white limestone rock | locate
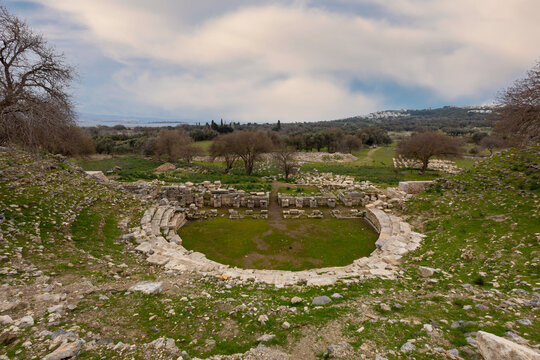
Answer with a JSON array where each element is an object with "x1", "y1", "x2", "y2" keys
[
  {"x1": 129, "y1": 282, "x2": 163, "y2": 295},
  {"x1": 418, "y1": 266, "x2": 436, "y2": 277},
  {"x1": 476, "y1": 331, "x2": 540, "y2": 360}
]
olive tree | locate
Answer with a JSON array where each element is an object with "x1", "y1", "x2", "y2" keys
[
  {"x1": 397, "y1": 131, "x2": 461, "y2": 175},
  {"x1": 229, "y1": 130, "x2": 273, "y2": 175},
  {"x1": 210, "y1": 133, "x2": 238, "y2": 173}
]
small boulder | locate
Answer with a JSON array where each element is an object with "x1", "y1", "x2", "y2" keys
[
  {"x1": 291, "y1": 296, "x2": 303, "y2": 304},
  {"x1": 476, "y1": 331, "x2": 540, "y2": 360},
  {"x1": 43, "y1": 340, "x2": 82, "y2": 360},
  {"x1": 312, "y1": 296, "x2": 332, "y2": 305},
  {"x1": 418, "y1": 266, "x2": 436, "y2": 277},
  {"x1": 19, "y1": 315, "x2": 34, "y2": 327},
  {"x1": 129, "y1": 282, "x2": 163, "y2": 295}
]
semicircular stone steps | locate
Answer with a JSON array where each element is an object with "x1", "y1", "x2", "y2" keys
[{"x1": 126, "y1": 203, "x2": 425, "y2": 287}]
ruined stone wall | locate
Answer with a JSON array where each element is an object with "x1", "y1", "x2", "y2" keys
[{"x1": 277, "y1": 194, "x2": 337, "y2": 208}]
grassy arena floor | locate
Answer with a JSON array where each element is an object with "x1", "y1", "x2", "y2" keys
[{"x1": 179, "y1": 217, "x2": 378, "y2": 271}]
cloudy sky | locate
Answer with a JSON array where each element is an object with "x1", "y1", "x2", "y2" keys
[{"x1": 5, "y1": 0, "x2": 540, "y2": 124}]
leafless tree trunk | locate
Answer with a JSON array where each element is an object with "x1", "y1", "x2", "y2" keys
[
  {"x1": 210, "y1": 133, "x2": 238, "y2": 173},
  {"x1": 492, "y1": 61, "x2": 540, "y2": 142},
  {"x1": 274, "y1": 145, "x2": 298, "y2": 182}
]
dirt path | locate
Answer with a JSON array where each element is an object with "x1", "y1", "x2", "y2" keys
[
  {"x1": 366, "y1": 147, "x2": 378, "y2": 159},
  {"x1": 267, "y1": 180, "x2": 283, "y2": 221}
]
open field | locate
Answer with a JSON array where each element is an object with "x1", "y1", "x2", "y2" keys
[{"x1": 180, "y1": 217, "x2": 378, "y2": 271}]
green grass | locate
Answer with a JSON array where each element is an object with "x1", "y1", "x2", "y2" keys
[
  {"x1": 180, "y1": 217, "x2": 378, "y2": 271},
  {"x1": 71, "y1": 207, "x2": 123, "y2": 258},
  {"x1": 277, "y1": 185, "x2": 319, "y2": 194},
  {"x1": 194, "y1": 140, "x2": 212, "y2": 155},
  {"x1": 301, "y1": 162, "x2": 441, "y2": 186},
  {"x1": 454, "y1": 157, "x2": 479, "y2": 170},
  {"x1": 404, "y1": 146, "x2": 540, "y2": 292},
  {"x1": 74, "y1": 156, "x2": 161, "y2": 172}
]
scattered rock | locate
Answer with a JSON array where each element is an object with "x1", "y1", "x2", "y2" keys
[
  {"x1": 257, "y1": 334, "x2": 276, "y2": 343},
  {"x1": 258, "y1": 314, "x2": 269, "y2": 325},
  {"x1": 327, "y1": 342, "x2": 354, "y2": 358},
  {"x1": 0, "y1": 332, "x2": 17, "y2": 345},
  {"x1": 400, "y1": 341, "x2": 416, "y2": 353},
  {"x1": 129, "y1": 281, "x2": 163, "y2": 295},
  {"x1": 149, "y1": 337, "x2": 178, "y2": 353},
  {"x1": 291, "y1": 296, "x2": 303, "y2": 304},
  {"x1": 282, "y1": 321, "x2": 290, "y2": 329},
  {"x1": 19, "y1": 315, "x2": 34, "y2": 327},
  {"x1": 0, "y1": 315, "x2": 13, "y2": 325}
]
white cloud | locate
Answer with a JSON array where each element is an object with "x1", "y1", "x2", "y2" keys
[{"x1": 26, "y1": 0, "x2": 540, "y2": 121}]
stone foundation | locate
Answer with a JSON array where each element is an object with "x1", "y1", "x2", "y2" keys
[{"x1": 278, "y1": 193, "x2": 337, "y2": 208}]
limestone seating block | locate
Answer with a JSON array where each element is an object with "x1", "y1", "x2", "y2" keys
[
  {"x1": 160, "y1": 208, "x2": 175, "y2": 229},
  {"x1": 147, "y1": 254, "x2": 170, "y2": 266},
  {"x1": 152, "y1": 206, "x2": 166, "y2": 223},
  {"x1": 476, "y1": 331, "x2": 540, "y2": 360},
  {"x1": 369, "y1": 268, "x2": 393, "y2": 276},
  {"x1": 399, "y1": 222, "x2": 411, "y2": 234},
  {"x1": 135, "y1": 242, "x2": 152, "y2": 254},
  {"x1": 129, "y1": 198, "x2": 423, "y2": 286}
]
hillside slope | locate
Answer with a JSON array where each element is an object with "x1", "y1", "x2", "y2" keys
[{"x1": 0, "y1": 146, "x2": 538, "y2": 359}]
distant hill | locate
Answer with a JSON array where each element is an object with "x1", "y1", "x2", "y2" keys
[{"x1": 307, "y1": 106, "x2": 494, "y2": 134}]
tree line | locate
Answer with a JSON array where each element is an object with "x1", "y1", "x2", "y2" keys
[{"x1": 1, "y1": 4, "x2": 537, "y2": 165}]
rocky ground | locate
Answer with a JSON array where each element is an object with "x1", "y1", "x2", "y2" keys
[{"x1": 0, "y1": 146, "x2": 538, "y2": 359}]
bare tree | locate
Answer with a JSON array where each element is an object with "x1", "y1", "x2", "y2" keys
[
  {"x1": 210, "y1": 133, "x2": 238, "y2": 173},
  {"x1": 229, "y1": 130, "x2": 273, "y2": 175},
  {"x1": 178, "y1": 142, "x2": 201, "y2": 165},
  {"x1": 493, "y1": 61, "x2": 540, "y2": 141},
  {"x1": 397, "y1": 131, "x2": 462, "y2": 175},
  {"x1": 0, "y1": 6, "x2": 77, "y2": 150},
  {"x1": 343, "y1": 134, "x2": 361, "y2": 153},
  {"x1": 480, "y1": 135, "x2": 506, "y2": 156},
  {"x1": 274, "y1": 145, "x2": 298, "y2": 182},
  {"x1": 154, "y1": 129, "x2": 200, "y2": 163}
]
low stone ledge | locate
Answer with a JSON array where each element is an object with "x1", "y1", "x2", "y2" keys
[{"x1": 398, "y1": 181, "x2": 434, "y2": 194}]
